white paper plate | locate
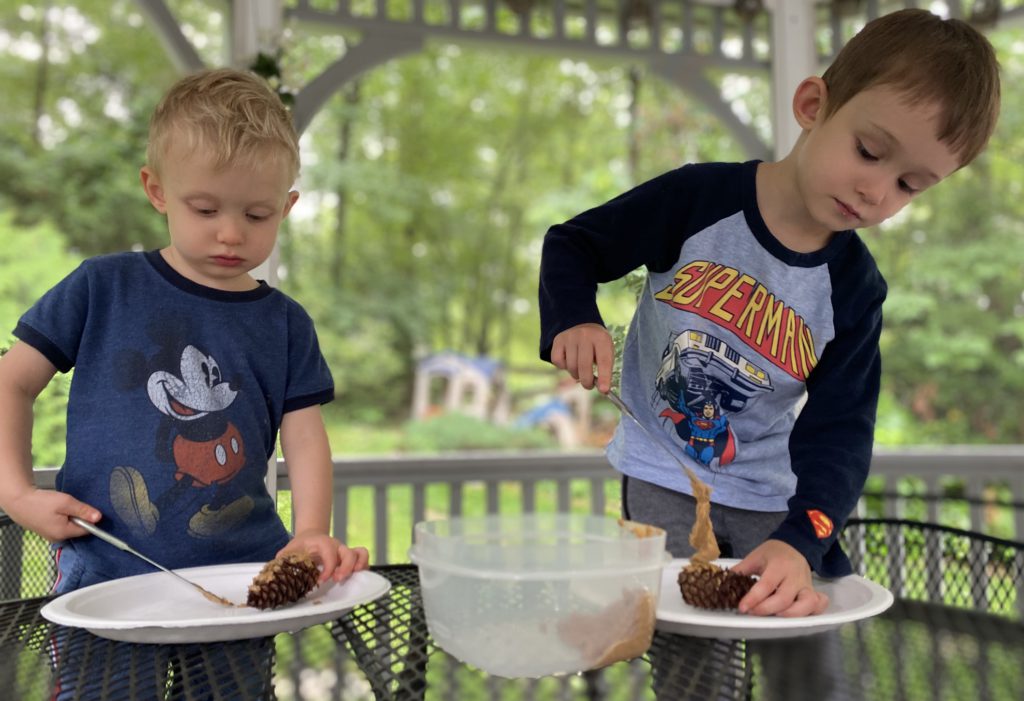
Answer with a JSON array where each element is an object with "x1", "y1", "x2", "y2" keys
[
  {"x1": 41, "y1": 563, "x2": 391, "y2": 643},
  {"x1": 656, "y1": 558, "x2": 893, "y2": 639}
]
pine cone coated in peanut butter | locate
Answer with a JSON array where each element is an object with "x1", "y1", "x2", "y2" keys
[{"x1": 246, "y1": 553, "x2": 320, "y2": 609}]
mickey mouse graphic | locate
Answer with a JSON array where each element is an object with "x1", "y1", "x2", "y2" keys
[{"x1": 110, "y1": 337, "x2": 254, "y2": 539}]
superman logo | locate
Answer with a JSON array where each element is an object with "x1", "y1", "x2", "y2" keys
[{"x1": 806, "y1": 509, "x2": 833, "y2": 539}]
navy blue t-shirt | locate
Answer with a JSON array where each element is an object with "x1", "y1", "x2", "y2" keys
[{"x1": 15, "y1": 250, "x2": 334, "y2": 585}]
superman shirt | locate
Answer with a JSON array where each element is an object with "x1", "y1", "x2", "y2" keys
[{"x1": 539, "y1": 161, "x2": 886, "y2": 577}]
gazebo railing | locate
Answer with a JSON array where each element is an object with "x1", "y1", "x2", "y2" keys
[
  {"x1": 302, "y1": 447, "x2": 1024, "y2": 563},
  {"x1": 3, "y1": 448, "x2": 1024, "y2": 701},
  {"x1": 14, "y1": 445, "x2": 1024, "y2": 577}
]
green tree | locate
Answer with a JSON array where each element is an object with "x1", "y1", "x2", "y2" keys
[
  {"x1": 0, "y1": 213, "x2": 82, "y2": 466},
  {"x1": 4, "y1": 1, "x2": 1024, "y2": 447},
  {"x1": 279, "y1": 41, "x2": 742, "y2": 418},
  {"x1": 869, "y1": 29, "x2": 1024, "y2": 444},
  {"x1": 0, "y1": 1, "x2": 177, "y2": 255}
]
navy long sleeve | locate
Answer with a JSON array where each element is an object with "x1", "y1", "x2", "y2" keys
[{"x1": 539, "y1": 161, "x2": 886, "y2": 576}]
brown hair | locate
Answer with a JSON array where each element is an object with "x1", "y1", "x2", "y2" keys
[
  {"x1": 146, "y1": 68, "x2": 299, "y2": 183},
  {"x1": 821, "y1": 9, "x2": 1000, "y2": 166}
]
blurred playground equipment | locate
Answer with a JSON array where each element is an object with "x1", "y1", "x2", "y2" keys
[{"x1": 411, "y1": 352, "x2": 603, "y2": 448}]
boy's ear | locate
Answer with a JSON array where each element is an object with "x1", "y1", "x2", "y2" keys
[
  {"x1": 793, "y1": 77, "x2": 828, "y2": 130},
  {"x1": 140, "y1": 166, "x2": 167, "y2": 214},
  {"x1": 281, "y1": 190, "x2": 299, "y2": 219}
]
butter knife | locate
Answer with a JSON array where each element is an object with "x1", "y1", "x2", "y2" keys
[
  {"x1": 70, "y1": 516, "x2": 236, "y2": 606},
  {"x1": 605, "y1": 389, "x2": 700, "y2": 482}
]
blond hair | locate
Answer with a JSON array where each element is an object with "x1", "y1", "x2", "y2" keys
[
  {"x1": 146, "y1": 68, "x2": 300, "y2": 183},
  {"x1": 821, "y1": 9, "x2": 1000, "y2": 167}
]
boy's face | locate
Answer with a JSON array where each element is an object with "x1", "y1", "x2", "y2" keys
[
  {"x1": 794, "y1": 82, "x2": 961, "y2": 232},
  {"x1": 140, "y1": 142, "x2": 298, "y2": 291}
]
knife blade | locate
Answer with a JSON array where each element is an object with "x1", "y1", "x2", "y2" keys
[
  {"x1": 71, "y1": 516, "x2": 237, "y2": 606},
  {"x1": 606, "y1": 389, "x2": 699, "y2": 482}
]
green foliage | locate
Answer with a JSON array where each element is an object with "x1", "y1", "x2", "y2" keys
[
  {"x1": 323, "y1": 415, "x2": 404, "y2": 454},
  {"x1": 279, "y1": 42, "x2": 744, "y2": 421},
  {"x1": 868, "y1": 32, "x2": 1024, "y2": 444},
  {"x1": 3, "y1": 2, "x2": 1024, "y2": 450},
  {"x1": 0, "y1": 1, "x2": 175, "y2": 255},
  {"x1": 0, "y1": 214, "x2": 81, "y2": 467},
  {"x1": 847, "y1": 28, "x2": 1024, "y2": 445},
  {"x1": 0, "y1": 214, "x2": 80, "y2": 330},
  {"x1": 30, "y1": 374, "x2": 72, "y2": 468},
  {"x1": 296, "y1": 287, "x2": 412, "y2": 420},
  {"x1": 400, "y1": 414, "x2": 557, "y2": 452}
]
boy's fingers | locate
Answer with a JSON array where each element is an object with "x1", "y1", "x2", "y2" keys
[
  {"x1": 67, "y1": 500, "x2": 101, "y2": 523},
  {"x1": 50, "y1": 496, "x2": 102, "y2": 538},
  {"x1": 560, "y1": 340, "x2": 582, "y2": 380},
  {"x1": 729, "y1": 548, "x2": 765, "y2": 577},
  {"x1": 737, "y1": 587, "x2": 766, "y2": 614},
  {"x1": 773, "y1": 588, "x2": 828, "y2": 618},
  {"x1": 576, "y1": 345, "x2": 596, "y2": 389},
  {"x1": 333, "y1": 547, "x2": 369, "y2": 582},
  {"x1": 594, "y1": 340, "x2": 614, "y2": 393},
  {"x1": 774, "y1": 588, "x2": 814, "y2": 617},
  {"x1": 776, "y1": 588, "x2": 829, "y2": 618},
  {"x1": 550, "y1": 338, "x2": 567, "y2": 370},
  {"x1": 737, "y1": 570, "x2": 780, "y2": 613},
  {"x1": 745, "y1": 582, "x2": 802, "y2": 616},
  {"x1": 812, "y1": 591, "x2": 829, "y2": 614},
  {"x1": 314, "y1": 545, "x2": 340, "y2": 583}
]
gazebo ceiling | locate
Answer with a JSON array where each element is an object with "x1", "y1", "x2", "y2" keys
[{"x1": 135, "y1": 0, "x2": 1023, "y2": 158}]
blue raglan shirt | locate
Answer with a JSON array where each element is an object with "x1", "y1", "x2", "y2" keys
[
  {"x1": 15, "y1": 250, "x2": 334, "y2": 585},
  {"x1": 539, "y1": 161, "x2": 886, "y2": 577}
]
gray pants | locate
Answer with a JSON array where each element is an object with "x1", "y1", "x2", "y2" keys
[
  {"x1": 624, "y1": 476, "x2": 843, "y2": 701},
  {"x1": 622, "y1": 475, "x2": 786, "y2": 560}
]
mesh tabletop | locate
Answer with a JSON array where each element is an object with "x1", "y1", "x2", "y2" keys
[
  {"x1": 2, "y1": 519, "x2": 1024, "y2": 700},
  {"x1": 0, "y1": 597, "x2": 275, "y2": 700}
]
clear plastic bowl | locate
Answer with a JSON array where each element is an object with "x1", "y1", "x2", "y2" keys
[{"x1": 408, "y1": 513, "x2": 667, "y2": 678}]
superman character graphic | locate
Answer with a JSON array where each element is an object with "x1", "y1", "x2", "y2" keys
[
  {"x1": 654, "y1": 330, "x2": 774, "y2": 469},
  {"x1": 660, "y1": 399, "x2": 735, "y2": 466},
  {"x1": 109, "y1": 332, "x2": 254, "y2": 540}
]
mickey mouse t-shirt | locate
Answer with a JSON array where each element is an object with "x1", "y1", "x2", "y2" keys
[{"x1": 15, "y1": 250, "x2": 334, "y2": 585}]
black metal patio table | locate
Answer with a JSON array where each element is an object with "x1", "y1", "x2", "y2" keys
[{"x1": 2, "y1": 519, "x2": 1023, "y2": 700}]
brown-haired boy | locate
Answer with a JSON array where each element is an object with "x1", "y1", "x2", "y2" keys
[{"x1": 540, "y1": 9, "x2": 1000, "y2": 616}]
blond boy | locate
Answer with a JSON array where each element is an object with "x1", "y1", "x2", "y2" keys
[{"x1": 0, "y1": 69, "x2": 368, "y2": 593}]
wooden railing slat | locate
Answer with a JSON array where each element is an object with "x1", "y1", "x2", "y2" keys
[{"x1": 21, "y1": 447, "x2": 1024, "y2": 567}]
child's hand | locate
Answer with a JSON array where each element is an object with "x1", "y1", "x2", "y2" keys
[
  {"x1": 730, "y1": 539, "x2": 829, "y2": 617},
  {"x1": 278, "y1": 531, "x2": 370, "y2": 584},
  {"x1": 550, "y1": 323, "x2": 614, "y2": 393},
  {"x1": 2, "y1": 487, "x2": 101, "y2": 542}
]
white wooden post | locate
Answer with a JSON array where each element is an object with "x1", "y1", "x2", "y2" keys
[
  {"x1": 232, "y1": 0, "x2": 285, "y2": 504},
  {"x1": 230, "y1": 0, "x2": 285, "y2": 292},
  {"x1": 230, "y1": 0, "x2": 282, "y2": 72},
  {"x1": 766, "y1": 0, "x2": 818, "y2": 159}
]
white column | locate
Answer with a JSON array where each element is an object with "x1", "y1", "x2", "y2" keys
[
  {"x1": 766, "y1": 0, "x2": 817, "y2": 159},
  {"x1": 231, "y1": 0, "x2": 286, "y2": 502},
  {"x1": 231, "y1": 0, "x2": 284, "y2": 288},
  {"x1": 230, "y1": 0, "x2": 282, "y2": 70}
]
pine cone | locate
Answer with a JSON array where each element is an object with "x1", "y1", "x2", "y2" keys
[
  {"x1": 246, "y1": 553, "x2": 320, "y2": 609},
  {"x1": 677, "y1": 562, "x2": 757, "y2": 610}
]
